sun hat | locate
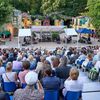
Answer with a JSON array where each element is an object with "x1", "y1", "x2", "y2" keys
[{"x1": 25, "y1": 71, "x2": 38, "y2": 85}]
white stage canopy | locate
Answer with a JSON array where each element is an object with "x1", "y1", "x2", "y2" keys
[
  {"x1": 18, "y1": 29, "x2": 32, "y2": 48},
  {"x1": 18, "y1": 29, "x2": 31, "y2": 37},
  {"x1": 64, "y1": 28, "x2": 79, "y2": 48},
  {"x1": 64, "y1": 28, "x2": 78, "y2": 36}
]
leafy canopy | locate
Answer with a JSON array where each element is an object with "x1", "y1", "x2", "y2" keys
[
  {"x1": 87, "y1": 0, "x2": 100, "y2": 31},
  {"x1": 0, "y1": 0, "x2": 13, "y2": 25}
]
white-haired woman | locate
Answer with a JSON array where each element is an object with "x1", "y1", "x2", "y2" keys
[{"x1": 14, "y1": 71, "x2": 44, "y2": 100}]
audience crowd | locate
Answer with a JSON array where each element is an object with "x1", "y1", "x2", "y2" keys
[{"x1": 0, "y1": 45, "x2": 100, "y2": 100}]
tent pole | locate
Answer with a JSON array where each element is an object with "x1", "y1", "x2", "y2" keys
[
  {"x1": 77, "y1": 33, "x2": 79, "y2": 49},
  {"x1": 18, "y1": 36, "x2": 20, "y2": 48}
]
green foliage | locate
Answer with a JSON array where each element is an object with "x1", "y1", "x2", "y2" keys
[
  {"x1": 87, "y1": 0, "x2": 100, "y2": 33},
  {"x1": 9, "y1": 0, "x2": 42, "y2": 14},
  {"x1": 41, "y1": 0, "x2": 87, "y2": 17},
  {"x1": 1, "y1": 0, "x2": 99, "y2": 32},
  {"x1": 0, "y1": 0, "x2": 13, "y2": 25},
  {"x1": 52, "y1": 32, "x2": 59, "y2": 41}
]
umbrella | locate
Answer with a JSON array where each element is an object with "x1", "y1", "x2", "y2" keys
[{"x1": 76, "y1": 28, "x2": 94, "y2": 34}]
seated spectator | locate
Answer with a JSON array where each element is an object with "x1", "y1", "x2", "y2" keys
[
  {"x1": 38, "y1": 63, "x2": 51, "y2": 81},
  {"x1": 82, "y1": 53, "x2": 93, "y2": 70},
  {"x1": 63, "y1": 68, "x2": 83, "y2": 98},
  {"x1": 34, "y1": 50, "x2": 41, "y2": 62},
  {"x1": 7, "y1": 49, "x2": 14, "y2": 62},
  {"x1": 56, "y1": 48, "x2": 63, "y2": 57},
  {"x1": 94, "y1": 54, "x2": 100, "y2": 72},
  {"x1": 65, "y1": 47, "x2": 73, "y2": 60},
  {"x1": 42, "y1": 67, "x2": 60, "y2": 90},
  {"x1": 52, "y1": 57, "x2": 60, "y2": 70},
  {"x1": 27, "y1": 54, "x2": 37, "y2": 70},
  {"x1": 69, "y1": 51, "x2": 79, "y2": 64},
  {"x1": 18, "y1": 61, "x2": 30, "y2": 84},
  {"x1": 93, "y1": 51, "x2": 100, "y2": 65},
  {"x1": 0, "y1": 86, "x2": 10, "y2": 100},
  {"x1": 0, "y1": 59, "x2": 5, "y2": 76},
  {"x1": 2, "y1": 62, "x2": 17, "y2": 82},
  {"x1": 55, "y1": 56, "x2": 71, "y2": 80},
  {"x1": 13, "y1": 71, "x2": 44, "y2": 100},
  {"x1": 12, "y1": 56, "x2": 23, "y2": 71},
  {"x1": 75, "y1": 50, "x2": 87, "y2": 66},
  {"x1": 2, "y1": 55, "x2": 7, "y2": 68},
  {"x1": 46, "y1": 51, "x2": 55, "y2": 65},
  {"x1": 35, "y1": 56, "x2": 46, "y2": 74}
]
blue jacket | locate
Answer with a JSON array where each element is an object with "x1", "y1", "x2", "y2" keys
[{"x1": 42, "y1": 76, "x2": 60, "y2": 90}]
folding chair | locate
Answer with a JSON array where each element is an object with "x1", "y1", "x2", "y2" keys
[
  {"x1": 3, "y1": 82, "x2": 17, "y2": 93},
  {"x1": 44, "y1": 90, "x2": 59, "y2": 100},
  {"x1": 64, "y1": 91, "x2": 82, "y2": 100}
]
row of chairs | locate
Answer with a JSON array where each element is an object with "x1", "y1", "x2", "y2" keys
[{"x1": 2, "y1": 82, "x2": 82, "y2": 100}]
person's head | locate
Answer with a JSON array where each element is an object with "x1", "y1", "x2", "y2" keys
[
  {"x1": 6, "y1": 62, "x2": 12, "y2": 72},
  {"x1": 44, "y1": 67, "x2": 52, "y2": 76},
  {"x1": 17, "y1": 56, "x2": 22, "y2": 61},
  {"x1": 40, "y1": 56, "x2": 46, "y2": 62},
  {"x1": 82, "y1": 50, "x2": 87, "y2": 55},
  {"x1": 2, "y1": 55, "x2": 7, "y2": 61},
  {"x1": 47, "y1": 51, "x2": 52, "y2": 56},
  {"x1": 69, "y1": 68, "x2": 79, "y2": 80},
  {"x1": 22, "y1": 61, "x2": 30, "y2": 70},
  {"x1": 0, "y1": 59, "x2": 3, "y2": 67},
  {"x1": 25, "y1": 71, "x2": 38, "y2": 86},
  {"x1": 59, "y1": 56, "x2": 67, "y2": 67},
  {"x1": 87, "y1": 53, "x2": 92, "y2": 60},
  {"x1": 44, "y1": 60, "x2": 50, "y2": 65},
  {"x1": 52, "y1": 57, "x2": 60, "y2": 68},
  {"x1": 44, "y1": 63, "x2": 51, "y2": 70},
  {"x1": 28, "y1": 54, "x2": 34, "y2": 61}
]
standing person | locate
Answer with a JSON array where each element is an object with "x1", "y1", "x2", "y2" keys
[
  {"x1": 63, "y1": 68, "x2": 83, "y2": 99},
  {"x1": 13, "y1": 71, "x2": 44, "y2": 100}
]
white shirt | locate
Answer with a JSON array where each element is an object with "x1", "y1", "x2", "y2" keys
[
  {"x1": 0, "y1": 67, "x2": 5, "y2": 75},
  {"x1": 2, "y1": 72, "x2": 17, "y2": 82},
  {"x1": 94, "y1": 61, "x2": 100, "y2": 72},
  {"x1": 63, "y1": 79, "x2": 83, "y2": 96},
  {"x1": 82, "y1": 58, "x2": 89, "y2": 68}
]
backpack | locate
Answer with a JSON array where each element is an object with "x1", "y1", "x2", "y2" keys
[{"x1": 88, "y1": 67, "x2": 99, "y2": 81}]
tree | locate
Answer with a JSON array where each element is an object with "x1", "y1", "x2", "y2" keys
[
  {"x1": 41, "y1": 0, "x2": 87, "y2": 17},
  {"x1": 41, "y1": 0, "x2": 57, "y2": 15},
  {"x1": 87, "y1": 0, "x2": 100, "y2": 33},
  {"x1": 0, "y1": 0, "x2": 13, "y2": 25},
  {"x1": 9, "y1": 0, "x2": 42, "y2": 15},
  {"x1": 29, "y1": 0, "x2": 42, "y2": 15}
]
